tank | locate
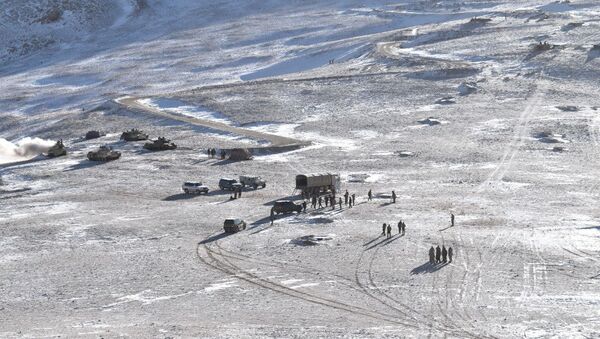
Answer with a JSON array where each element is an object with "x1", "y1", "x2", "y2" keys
[
  {"x1": 85, "y1": 130, "x2": 104, "y2": 140},
  {"x1": 143, "y1": 137, "x2": 177, "y2": 151},
  {"x1": 120, "y1": 128, "x2": 148, "y2": 141},
  {"x1": 87, "y1": 146, "x2": 121, "y2": 161},
  {"x1": 46, "y1": 140, "x2": 67, "y2": 158}
]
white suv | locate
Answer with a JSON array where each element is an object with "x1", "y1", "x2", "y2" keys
[{"x1": 182, "y1": 182, "x2": 209, "y2": 194}]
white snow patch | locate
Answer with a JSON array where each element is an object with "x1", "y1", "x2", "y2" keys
[
  {"x1": 204, "y1": 280, "x2": 237, "y2": 292},
  {"x1": 138, "y1": 98, "x2": 233, "y2": 125}
]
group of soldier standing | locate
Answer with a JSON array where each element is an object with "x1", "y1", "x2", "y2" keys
[
  {"x1": 206, "y1": 148, "x2": 227, "y2": 159},
  {"x1": 429, "y1": 245, "x2": 453, "y2": 264},
  {"x1": 381, "y1": 220, "x2": 406, "y2": 238}
]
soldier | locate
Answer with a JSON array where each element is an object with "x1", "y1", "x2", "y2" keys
[
  {"x1": 311, "y1": 195, "x2": 317, "y2": 209},
  {"x1": 391, "y1": 190, "x2": 396, "y2": 203},
  {"x1": 387, "y1": 224, "x2": 392, "y2": 239},
  {"x1": 448, "y1": 247, "x2": 453, "y2": 262},
  {"x1": 331, "y1": 196, "x2": 335, "y2": 210},
  {"x1": 442, "y1": 246, "x2": 448, "y2": 263},
  {"x1": 382, "y1": 223, "x2": 387, "y2": 235},
  {"x1": 238, "y1": 187, "x2": 242, "y2": 198},
  {"x1": 325, "y1": 196, "x2": 329, "y2": 207},
  {"x1": 352, "y1": 194, "x2": 356, "y2": 206},
  {"x1": 398, "y1": 221, "x2": 402, "y2": 234},
  {"x1": 318, "y1": 196, "x2": 323, "y2": 208},
  {"x1": 302, "y1": 201, "x2": 307, "y2": 213},
  {"x1": 220, "y1": 149, "x2": 226, "y2": 159},
  {"x1": 270, "y1": 208, "x2": 275, "y2": 225},
  {"x1": 338, "y1": 197, "x2": 342, "y2": 209},
  {"x1": 368, "y1": 189, "x2": 372, "y2": 201},
  {"x1": 344, "y1": 190, "x2": 349, "y2": 205},
  {"x1": 207, "y1": 148, "x2": 211, "y2": 157},
  {"x1": 402, "y1": 221, "x2": 406, "y2": 235},
  {"x1": 435, "y1": 245, "x2": 441, "y2": 263},
  {"x1": 348, "y1": 198, "x2": 352, "y2": 208},
  {"x1": 429, "y1": 246, "x2": 435, "y2": 264},
  {"x1": 451, "y1": 213, "x2": 455, "y2": 227},
  {"x1": 211, "y1": 148, "x2": 216, "y2": 158}
]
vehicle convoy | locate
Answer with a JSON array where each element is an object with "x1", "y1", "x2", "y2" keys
[
  {"x1": 143, "y1": 137, "x2": 177, "y2": 151},
  {"x1": 223, "y1": 218, "x2": 246, "y2": 233},
  {"x1": 295, "y1": 173, "x2": 340, "y2": 198},
  {"x1": 239, "y1": 175, "x2": 266, "y2": 189},
  {"x1": 219, "y1": 178, "x2": 242, "y2": 191},
  {"x1": 120, "y1": 128, "x2": 148, "y2": 141},
  {"x1": 87, "y1": 146, "x2": 121, "y2": 161},
  {"x1": 272, "y1": 200, "x2": 302, "y2": 214},
  {"x1": 46, "y1": 140, "x2": 67, "y2": 158},
  {"x1": 182, "y1": 182, "x2": 209, "y2": 194}
]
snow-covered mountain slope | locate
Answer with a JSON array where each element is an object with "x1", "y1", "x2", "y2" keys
[{"x1": 1, "y1": 0, "x2": 600, "y2": 338}]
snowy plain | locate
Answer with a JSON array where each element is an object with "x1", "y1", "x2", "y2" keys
[{"x1": 1, "y1": 0, "x2": 600, "y2": 338}]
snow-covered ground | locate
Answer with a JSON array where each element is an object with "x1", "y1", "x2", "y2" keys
[{"x1": 1, "y1": 0, "x2": 600, "y2": 337}]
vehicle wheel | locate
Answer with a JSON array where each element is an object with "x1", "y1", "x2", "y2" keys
[
  {"x1": 219, "y1": 186, "x2": 224, "y2": 190},
  {"x1": 184, "y1": 189, "x2": 189, "y2": 194},
  {"x1": 253, "y1": 184, "x2": 258, "y2": 190},
  {"x1": 262, "y1": 184, "x2": 266, "y2": 188}
]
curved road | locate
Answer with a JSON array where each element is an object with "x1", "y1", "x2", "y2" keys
[{"x1": 115, "y1": 97, "x2": 310, "y2": 149}]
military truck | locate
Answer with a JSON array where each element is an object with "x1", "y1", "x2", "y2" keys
[
  {"x1": 219, "y1": 178, "x2": 242, "y2": 191},
  {"x1": 120, "y1": 128, "x2": 148, "y2": 141},
  {"x1": 239, "y1": 175, "x2": 266, "y2": 189},
  {"x1": 143, "y1": 137, "x2": 177, "y2": 151},
  {"x1": 223, "y1": 218, "x2": 246, "y2": 233},
  {"x1": 87, "y1": 146, "x2": 121, "y2": 161},
  {"x1": 46, "y1": 140, "x2": 67, "y2": 158},
  {"x1": 295, "y1": 173, "x2": 340, "y2": 198}
]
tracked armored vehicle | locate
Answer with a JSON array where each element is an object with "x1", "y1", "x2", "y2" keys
[
  {"x1": 143, "y1": 137, "x2": 177, "y2": 151},
  {"x1": 46, "y1": 140, "x2": 67, "y2": 158},
  {"x1": 85, "y1": 130, "x2": 104, "y2": 140},
  {"x1": 120, "y1": 129, "x2": 148, "y2": 141},
  {"x1": 87, "y1": 146, "x2": 121, "y2": 161}
]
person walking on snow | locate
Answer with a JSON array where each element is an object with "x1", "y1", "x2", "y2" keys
[
  {"x1": 451, "y1": 213, "x2": 455, "y2": 227},
  {"x1": 448, "y1": 247, "x2": 453, "y2": 262},
  {"x1": 338, "y1": 197, "x2": 342, "y2": 209},
  {"x1": 331, "y1": 196, "x2": 335, "y2": 210},
  {"x1": 429, "y1": 246, "x2": 435, "y2": 264},
  {"x1": 442, "y1": 246, "x2": 448, "y2": 263},
  {"x1": 382, "y1": 223, "x2": 387, "y2": 235},
  {"x1": 352, "y1": 194, "x2": 356, "y2": 206},
  {"x1": 325, "y1": 196, "x2": 329, "y2": 207},
  {"x1": 344, "y1": 190, "x2": 349, "y2": 205},
  {"x1": 401, "y1": 221, "x2": 406, "y2": 235},
  {"x1": 302, "y1": 201, "x2": 307, "y2": 213},
  {"x1": 318, "y1": 196, "x2": 323, "y2": 208},
  {"x1": 435, "y1": 245, "x2": 441, "y2": 263},
  {"x1": 398, "y1": 221, "x2": 402, "y2": 234},
  {"x1": 368, "y1": 189, "x2": 372, "y2": 201},
  {"x1": 386, "y1": 224, "x2": 392, "y2": 239},
  {"x1": 391, "y1": 190, "x2": 396, "y2": 203}
]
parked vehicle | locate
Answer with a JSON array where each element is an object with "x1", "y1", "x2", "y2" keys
[
  {"x1": 143, "y1": 137, "x2": 177, "y2": 151},
  {"x1": 120, "y1": 128, "x2": 148, "y2": 141},
  {"x1": 182, "y1": 182, "x2": 209, "y2": 194},
  {"x1": 272, "y1": 200, "x2": 302, "y2": 214},
  {"x1": 219, "y1": 178, "x2": 241, "y2": 191},
  {"x1": 295, "y1": 173, "x2": 340, "y2": 198},
  {"x1": 223, "y1": 218, "x2": 246, "y2": 233},
  {"x1": 85, "y1": 130, "x2": 104, "y2": 140},
  {"x1": 239, "y1": 175, "x2": 266, "y2": 189}
]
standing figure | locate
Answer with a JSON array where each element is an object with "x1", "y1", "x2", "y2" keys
[
  {"x1": 318, "y1": 196, "x2": 323, "y2": 208},
  {"x1": 386, "y1": 224, "x2": 392, "y2": 239},
  {"x1": 270, "y1": 208, "x2": 274, "y2": 225},
  {"x1": 451, "y1": 213, "x2": 455, "y2": 227},
  {"x1": 331, "y1": 196, "x2": 335, "y2": 210},
  {"x1": 211, "y1": 148, "x2": 216, "y2": 158},
  {"x1": 391, "y1": 190, "x2": 396, "y2": 203},
  {"x1": 352, "y1": 194, "x2": 356, "y2": 206},
  {"x1": 435, "y1": 245, "x2": 441, "y2": 263},
  {"x1": 448, "y1": 247, "x2": 453, "y2": 262},
  {"x1": 442, "y1": 246, "x2": 448, "y2": 263},
  {"x1": 382, "y1": 223, "x2": 387, "y2": 235},
  {"x1": 429, "y1": 246, "x2": 435, "y2": 264},
  {"x1": 368, "y1": 189, "x2": 372, "y2": 201},
  {"x1": 312, "y1": 195, "x2": 317, "y2": 209},
  {"x1": 344, "y1": 190, "x2": 349, "y2": 205},
  {"x1": 402, "y1": 221, "x2": 406, "y2": 235},
  {"x1": 207, "y1": 148, "x2": 211, "y2": 157},
  {"x1": 325, "y1": 197, "x2": 329, "y2": 207},
  {"x1": 338, "y1": 197, "x2": 342, "y2": 209},
  {"x1": 398, "y1": 221, "x2": 402, "y2": 234},
  {"x1": 302, "y1": 201, "x2": 307, "y2": 213}
]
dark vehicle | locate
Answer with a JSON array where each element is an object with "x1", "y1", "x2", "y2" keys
[
  {"x1": 219, "y1": 178, "x2": 241, "y2": 190},
  {"x1": 85, "y1": 130, "x2": 104, "y2": 140},
  {"x1": 46, "y1": 140, "x2": 67, "y2": 158},
  {"x1": 223, "y1": 218, "x2": 246, "y2": 233},
  {"x1": 120, "y1": 128, "x2": 148, "y2": 141},
  {"x1": 87, "y1": 146, "x2": 121, "y2": 161},
  {"x1": 143, "y1": 137, "x2": 177, "y2": 151},
  {"x1": 239, "y1": 175, "x2": 266, "y2": 189},
  {"x1": 272, "y1": 200, "x2": 302, "y2": 214}
]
